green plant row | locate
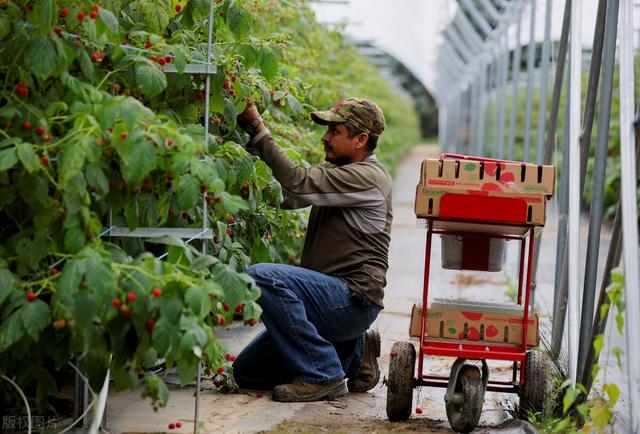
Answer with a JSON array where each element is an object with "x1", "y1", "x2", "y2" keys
[{"x1": 0, "y1": 0, "x2": 421, "y2": 416}]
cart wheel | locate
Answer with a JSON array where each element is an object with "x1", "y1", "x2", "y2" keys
[
  {"x1": 386, "y1": 341, "x2": 416, "y2": 421},
  {"x1": 445, "y1": 365, "x2": 484, "y2": 433},
  {"x1": 519, "y1": 349, "x2": 552, "y2": 418}
]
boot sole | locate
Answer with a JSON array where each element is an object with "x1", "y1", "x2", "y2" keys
[{"x1": 272, "y1": 381, "x2": 347, "y2": 402}]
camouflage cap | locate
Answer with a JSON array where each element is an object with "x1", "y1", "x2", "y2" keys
[{"x1": 311, "y1": 97, "x2": 386, "y2": 136}]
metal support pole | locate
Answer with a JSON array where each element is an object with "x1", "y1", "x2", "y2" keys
[
  {"x1": 551, "y1": 90, "x2": 572, "y2": 359},
  {"x1": 544, "y1": 0, "x2": 571, "y2": 165},
  {"x1": 461, "y1": 0, "x2": 494, "y2": 35},
  {"x1": 523, "y1": 0, "x2": 537, "y2": 162},
  {"x1": 507, "y1": 9, "x2": 523, "y2": 161},
  {"x1": 535, "y1": 0, "x2": 553, "y2": 164},
  {"x1": 567, "y1": 0, "x2": 582, "y2": 388},
  {"x1": 577, "y1": 0, "x2": 615, "y2": 385},
  {"x1": 496, "y1": 34, "x2": 508, "y2": 159},
  {"x1": 478, "y1": 61, "x2": 489, "y2": 156},
  {"x1": 618, "y1": 0, "x2": 640, "y2": 429}
]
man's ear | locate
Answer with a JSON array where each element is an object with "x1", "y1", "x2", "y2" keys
[{"x1": 355, "y1": 132, "x2": 369, "y2": 150}]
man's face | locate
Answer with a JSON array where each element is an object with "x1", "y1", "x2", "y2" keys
[{"x1": 321, "y1": 123, "x2": 365, "y2": 165}]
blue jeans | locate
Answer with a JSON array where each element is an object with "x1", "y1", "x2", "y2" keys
[{"x1": 232, "y1": 264, "x2": 382, "y2": 389}]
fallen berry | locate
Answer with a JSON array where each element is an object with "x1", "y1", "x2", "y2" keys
[
  {"x1": 175, "y1": 4, "x2": 182, "y2": 12},
  {"x1": 152, "y1": 287, "x2": 161, "y2": 298},
  {"x1": 415, "y1": 407, "x2": 423, "y2": 414},
  {"x1": 77, "y1": 12, "x2": 85, "y2": 21},
  {"x1": 41, "y1": 155, "x2": 49, "y2": 165},
  {"x1": 127, "y1": 291, "x2": 136, "y2": 302},
  {"x1": 26, "y1": 291, "x2": 37, "y2": 302},
  {"x1": 168, "y1": 423, "x2": 176, "y2": 430},
  {"x1": 390, "y1": 351, "x2": 397, "y2": 357},
  {"x1": 49, "y1": 268, "x2": 58, "y2": 276},
  {"x1": 217, "y1": 367, "x2": 224, "y2": 375},
  {"x1": 112, "y1": 298, "x2": 122, "y2": 309},
  {"x1": 23, "y1": 120, "x2": 31, "y2": 130},
  {"x1": 146, "y1": 319, "x2": 155, "y2": 332},
  {"x1": 175, "y1": 422, "x2": 182, "y2": 428}
]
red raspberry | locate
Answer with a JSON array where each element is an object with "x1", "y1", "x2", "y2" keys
[
  {"x1": 217, "y1": 367, "x2": 224, "y2": 375},
  {"x1": 41, "y1": 156, "x2": 49, "y2": 165},
  {"x1": 112, "y1": 298, "x2": 122, "y2": 309},
  {"x1": 23, "y1": 120, "x2": 31, "y2": 130},
  {"x1": 49, "y1": 268, "x2": 58, "y2": 276},
  {"x1": 152, "y1": 287, "x2": 161, "y2": 298},
  {"x1": 127, "y1": 291, "x2": 136, "y2": 302},
  {"x1": 54, "y1": 26, "x2": 62, "y2": 36},
  {"x1": 168, "y1": 423, "x2": 176, "y2": 430},
  {"x1": 146, "y1": 319, "x2": 155, "y2": 332},
  {"x1": 26, "y1": 291, "x2": 37, "y2": 302},
  {"x1": 36, "y1": 126, "x2": 45, "y2": 135},
  {"x1": 175, "y1": 422, "x2": 182, "y2": 428},
  {"x1": 89, "y1": 11, "x2": 97, "y2": 19},
  {"x1": 77, "y1": 12, "x2": 85, "y2": 21},
  {"x1": 175, "y1": 4, "x2": 182, "y2": 12},
  {"x1": 60, "y1": 6, "x2": 69, "y2": 16}
]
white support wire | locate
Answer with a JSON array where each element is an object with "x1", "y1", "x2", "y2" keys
[
  {"x1": 618, "y1": 0, "x2": 640, "y2": 431},
  {"x1": 1, "y1": 375, "x2": 32, "y2": 434},
  {"x1": 567, "y1": 0, "x2": 582, "y2": 388}
]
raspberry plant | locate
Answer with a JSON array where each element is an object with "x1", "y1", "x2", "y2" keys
[{"x1": 0, "y1": 0, "x2": 420, "y2": 415}]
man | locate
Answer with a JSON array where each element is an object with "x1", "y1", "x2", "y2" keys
[{"x1": 232, "y1": 97, "x2": 392, "y2": 402}]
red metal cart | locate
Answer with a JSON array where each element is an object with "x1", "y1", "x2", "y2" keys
[{"x1": 386, "y1": 155, "x2": 553, "y2": 432}]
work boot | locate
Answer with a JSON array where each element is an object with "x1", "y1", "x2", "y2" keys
[
  {"x1": 272, "y1": 378, "x2": 347, "y2": 402},
  {"x1": 347, "y1": 329, "x2": 381, "y2": 392}
]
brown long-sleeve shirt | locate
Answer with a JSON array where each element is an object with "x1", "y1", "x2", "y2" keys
[{"x1": 249, "y1": 130, "x2": 393, "y2": 307}]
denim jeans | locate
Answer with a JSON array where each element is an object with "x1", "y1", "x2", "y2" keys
[{"x1": 232, "y1": 264, "x2": 382, "y2": 389}]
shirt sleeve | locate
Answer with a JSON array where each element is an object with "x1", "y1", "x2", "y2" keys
[{"x1": 251, "y1": 131, "x2": 386, "y2": 208}]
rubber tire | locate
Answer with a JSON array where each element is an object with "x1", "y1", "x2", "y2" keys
[
  {"x1": 519, "y1": 349, "x2": 552, "y2": 418},
  {"x1": 386, "y1": 341, "x2": 416, "y2": 421},
  {"x1": 445, "y1": 365, "x2": 484, "y2": 433}
]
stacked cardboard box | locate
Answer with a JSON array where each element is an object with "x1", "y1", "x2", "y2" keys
[
  {"x1": 409, "y1": 300, "x2": 539, "y2": 347},
  {"x1": 414, "y1": 155, "x2": 556, "y2": 226}
]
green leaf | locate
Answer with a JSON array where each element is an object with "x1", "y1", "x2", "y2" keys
[
  {"x1": 59, "y1": 144, "x2": 86, "y2": 183},
  {"x1": 74, "y1": 295, "x2": 97, "y2": 331},
  {"x1": 26, "y1": 37, "x2": 58, "y2": 80},
  {"x1": 85, "y1": 254, "x2": 116, "y2": 294},
  {"x1": 0, "y1": 15, "x2": 10, "y2": 40},
  {"x1": 63, "y1": 214, "x2": 85, "y2": 253},
  {"x1": 0, "y1": 269, "x2": 16, "y2": 305},
  {"x1": 226, "y1": 6, "x2": 251, "y2": 39},
  {"x1": 239, "y1": 44, "x2": 256, "y2": 67},
  {"x1": 219, "y1": 192, "x2": 248, "y2": 214},
  {"x1": 287, "y1": 94, "x2": 303, "y2": 118},
  {"x1": 0, "y1": 310, "x2": 25, "y2": 351},
  {"x1": 593, "y1": 333, "x2": 604, "y2": 357},
  {"x1": 177, "y1": 175, "x2": 200, "y2": 210},
  {"x1": 212, "y1": 263, "x2": 248, "y2": 309},
  {"x1": 98, "y1": 9, "x2": 118, "y2": 35},
  {"x1": 615, "y1": 313, "x2": 624, "y2": 334},
  {"x1": 78, "y1": 49, "x2": 96, "y2": 82},
  {"x1": 20, "y1": 299, "x2": 50, "y2": 340},
  {"x1": 112, "y1": 366, "x2": 138, "y2": 390},
  {"x1": 61, "y1": 71, "x2": 82, "y2": 94},
  {"x1": 136, "y1": 63, "x2": 167, "y2": 98},
  {"x1": 85, "y1": 163, "x2": 109, "y2": 194},
  {"x1": 57, "y1": 258, "x2": 86, "y2": 299},
  {"x1": 0, "y1": 147, "x2": 18, "y2": 171},
  {"x1": 33, "y1": 0, "x2": 56, "y2": 28},
  {"x1": 152, "y1": 318, "x2": 173, "y2": 355},
  {"x1": 121, "y1": 142, "x2": 156, "y2": 186},
  {"x1": 223, "y1": 97, "x2": 238, "y2": 127},
  {"x1": 604, "y1": 383, "x2": 620, "y2": 406},
  {"x1": 185, "y1": 286, "x2": 204, "y2": 315},
  {"x1": 17, "y1": 142, "x2": 40, "y2": 173},
  {"x1": 562, "y1": 386, "x2": 581, "y2": 414},
  {"x1": 259, "y1": 50, "x2": 278, "y2": 83},
  {"x1": 612, "y1": 347, "x2": 623, "y2": 368}
]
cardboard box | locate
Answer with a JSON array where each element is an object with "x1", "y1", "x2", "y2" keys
[
  {"x1": 414, "y1": 186, "x2": 547, "y2": 225},
  {"x1": 409, "y1": 303, "x2": 539, "y2": 347},
  {"x1": 420, "y1": 158, "x2": 556, "y2": 197}
]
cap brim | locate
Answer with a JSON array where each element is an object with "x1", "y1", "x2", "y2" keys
[{"x1": 310, "y1": 111, "x2": 346, "y2": 125}]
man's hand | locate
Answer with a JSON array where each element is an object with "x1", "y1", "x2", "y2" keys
[
  {"x1": 237, "y1": 101, "x2": 260, "y2": 126},
  {"x1": 237, "y1": 100, "x2": 265, "y2": 136}
]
